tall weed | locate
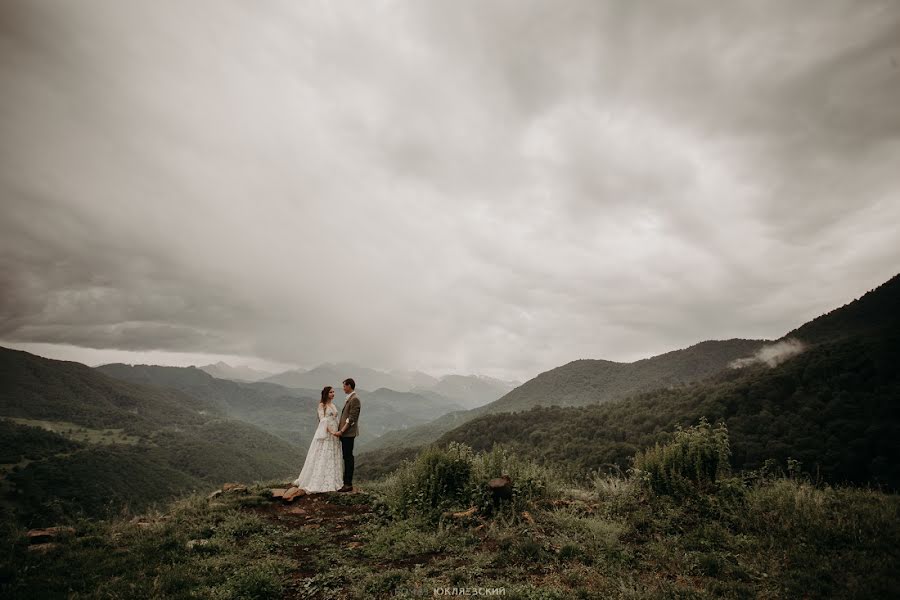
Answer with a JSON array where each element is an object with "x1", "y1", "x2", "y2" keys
[{"x1": 632, "y1": 416, "x2": 731, "y2": 497}]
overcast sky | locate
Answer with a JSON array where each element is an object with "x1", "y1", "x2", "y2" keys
[{"x1": 1, "y1": 0, "x2": 898, "y2": 380}]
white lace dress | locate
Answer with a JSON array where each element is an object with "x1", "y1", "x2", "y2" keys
[{"x1": 292, "y1": 402, "x2": 344, "y2": 493}]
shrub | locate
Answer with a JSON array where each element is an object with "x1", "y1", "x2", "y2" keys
[
  {"x1": 374, "y1": 442, "x2": 555, "y2": 521},
  {"x1": 632, "y1": 417, "x2": 731, "y2": 497},
  {"x1": 468, "y1": 444, "x2": 558, "y2": 516},
  {"x1": 376, "y1": 442, "x2": 475, "y2": 520}
]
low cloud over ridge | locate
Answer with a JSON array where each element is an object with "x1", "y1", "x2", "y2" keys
[{"x1": 730, "y1": 339, "x2": 806, "y2": 369}]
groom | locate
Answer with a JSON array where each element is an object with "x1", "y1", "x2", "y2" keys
[{"x1": 333, "y1": 377, "x2": 361, "y2": 492}]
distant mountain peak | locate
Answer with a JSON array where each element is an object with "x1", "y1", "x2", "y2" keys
[{"x1": 198, "y1": 362, "x2": 273, "y2": 383}]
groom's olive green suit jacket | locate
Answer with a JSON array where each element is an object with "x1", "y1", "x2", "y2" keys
[{"x1": 339, "y1": 393, "x2": 361, "y2": 438}]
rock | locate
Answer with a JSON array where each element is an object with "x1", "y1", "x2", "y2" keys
[
  {"x1": 27, "y1": 542, "x2": 60, "y2": 554},
  {"x1": 522, "y1": 510, "x2": 535, "y2": 524},
  {"x1": 270, "y1": 488, "x2": 288, "y2": 499},
  {"x1": 282, "y1": 487, "x2": 306, "y2": 502},
  {"x1": 208, "y1": 483, "x2": 248, "y2": 499},
  {"x1": 488, "y1": 475, "x2": 512, "y2": 500},
  {"x1": 27, "y1": 527, "x2": 75, "y2": 544}
]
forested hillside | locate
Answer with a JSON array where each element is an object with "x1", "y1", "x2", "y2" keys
[
  {"x1": 95, "y1": 364, "x2": 468, "y2": 445},
  {"x1": 787, "y1": 272, "x2": 900, "y2": 343},
  {"x1": 0, "y1": 349, "x2": 303, "y2": 525},
  {"x1": 361, "y1": 338, "x2": 766, "y2": 452},
  {"x1": 360, "y1": 275, "x2": 900, "y2": 489},
  {"x1": 96, "y1": 363, "x2": 320, "y2": 447},
  {"x1": 487, "y1": 338, "x2": 768, "y2": 413}
]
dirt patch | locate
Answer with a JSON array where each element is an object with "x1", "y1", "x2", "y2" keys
[
  {"x1": 248, "y1": 491, "x2": 372, "y2": 526},
  {"x1": 244, "y1": 490, "x2": 374, "y2": 587}
]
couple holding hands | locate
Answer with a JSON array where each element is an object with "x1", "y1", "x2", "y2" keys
[{"x1": 291, "y1": 378, "x2": 361, "y2": 493}]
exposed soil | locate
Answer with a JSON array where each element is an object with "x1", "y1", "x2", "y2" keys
[
  {"x1": 245, "y1": 488, "x2": 376, "y2": 593},
  {"x1": 241, "y1": 487, "x2": 497, "y2": 598}
]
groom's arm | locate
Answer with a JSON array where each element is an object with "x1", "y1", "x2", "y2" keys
[
  {"x1": 338, "y1": 398, "x2": 361, "y2": 434},
  {"x1": 348, "y1": 398, "x2": 360, "y2": 429}
]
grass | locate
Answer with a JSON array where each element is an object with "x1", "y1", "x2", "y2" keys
[
  {"x1": 1, "y1": 485, "x2": 303, "y2": 599},
  {"x1": 2, "y1": 418, "x2": 141, "y2": 446},
  {"x1": 2, "y1": 444, "x2": 898, "y2": 599}
]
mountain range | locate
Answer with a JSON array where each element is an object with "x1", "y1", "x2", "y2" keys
[
  {"x1": 94, "y1": 364, "x2": 321, "y2": 447},
  {"x1": 261, "y1": 363, "x2": 517, "y2": 409},
  {"x1": 198, "y1": 361, "x2": 273, "y2": 382},
  {"x1": 93, "y1": 365, "x2": 472, "y2": 446},
  {"x1": 359, "y1": 338, "x2": 768, "y2": 452}
]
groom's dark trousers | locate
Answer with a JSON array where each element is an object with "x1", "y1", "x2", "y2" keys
[{"x1": 341, "y1": 436, "x2": 355, "y2": 487}]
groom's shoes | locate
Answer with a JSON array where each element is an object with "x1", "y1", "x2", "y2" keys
[{"x1": 338, "y1": 485, "x2": 353, "y2": 493}]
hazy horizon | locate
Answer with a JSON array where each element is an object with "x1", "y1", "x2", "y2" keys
[{"x1": 2, "y1": 1, "x2": 899, "y2": 381}]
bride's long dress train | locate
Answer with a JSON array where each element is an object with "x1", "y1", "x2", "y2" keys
[{"x1": 292, "y1": 403, "x2": 344, "y2": 492}]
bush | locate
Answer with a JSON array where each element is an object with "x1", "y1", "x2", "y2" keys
[
  {"x1": 468, "y1": 444, "x2": 558, "y2": 516},
  {"x1": 374, "y1": 442, "x2": 556, "y2": 521},
  {"x1": 632, "y1": 416, "x2": 731, "y2": 497},
  {"x1": 376, "y1": 443, "x2": 475, "y2": 520}
]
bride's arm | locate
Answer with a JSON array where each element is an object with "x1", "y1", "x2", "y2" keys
[
  {"x1": 322, "y1": 406, "x2": 337, "y2": 435},
  {"x1": 315, "y1": 405, "x2": 334, "y2": 435}
]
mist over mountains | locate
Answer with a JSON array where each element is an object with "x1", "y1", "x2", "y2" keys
[
  {"x1": 198, "y1": 362, "x2": 274, "y2": 382},
  {"x1": 261, "y1": 363, "x2": 518, "y2": 409}
]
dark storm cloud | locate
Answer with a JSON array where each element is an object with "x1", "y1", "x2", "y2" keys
[{"x1": 1, "y1": 0, "x2": 898, "y2": 379}]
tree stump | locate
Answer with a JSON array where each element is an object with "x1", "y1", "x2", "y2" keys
[{"x1": 488, "y1": 475, "x2": 512, "y2": 500}]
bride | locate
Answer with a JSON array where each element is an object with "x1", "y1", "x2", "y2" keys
[{"x1": 292, "y1": 386, "x2": 344, "y2": 492}]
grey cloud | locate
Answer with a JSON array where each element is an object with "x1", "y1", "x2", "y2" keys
[{"x1": 1, "y1": 0, "x2": 899, "y2": 380}]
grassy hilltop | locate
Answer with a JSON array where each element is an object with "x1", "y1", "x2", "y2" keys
[{"x1": 2, "y1": 425, "x2": 898, "y2": 599}]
